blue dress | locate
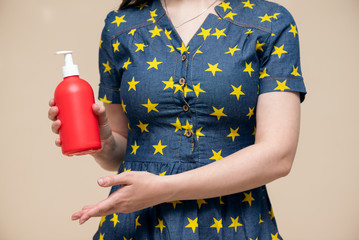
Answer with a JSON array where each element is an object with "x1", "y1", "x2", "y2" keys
[{"x1": 94, "y1": 0, "x2": 307, "y2": 239}]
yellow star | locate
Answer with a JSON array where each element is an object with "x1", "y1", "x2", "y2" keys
[
  {"x1": 192, "y1": 83, "x2": 206, "y2": 97},
  {"x1": 177, "y1": 42, "x2": 189, "y2": 55},
  {"x1": 103, "y1": 61, "x2": 112, "y2": 74},
  {"x1": 183, "y1": 84, "x2": 193, "y2": 98},
  {"x1": 197, "y1": 27, "x2": 212, "y2": 40},
  {"x1": 100, "y1": 216, "x2": 106, "y2": 227},
  {"x1": 245, "y1": 29, "x2": 254, "y2": 34},
  {"x1": 147, "y1": 17, "x2": 155, "y2": 23},
  {"x1": 150, "y1": 9, "x2": 158, "y2": 18},
  {"x1": 123, "y1": 237, "x2": 133, "y2": 240},
  {"x1": 210, "y1": 217, "x2": 223, "y2": 233},
  {"x1": 162, "y1": 76, "x2": 174, "y2": 90},
  {"x1": 228, "y1": 216, "x2": 243, "y2": 232},
  {"x1": 135, "y1": 43, "x2": 148, "y2": 52},
  {"x1": 271, "y1": 44, "x2": 288, "y2": 59},
  {"x1": 225, "y1": 44, "x2": 240, "y2": 56},
  {"x1": 219, "y1": 196, "x2": 224, "y2": 204},
  {"x1": 142, "y1": 98, "x2": 159, "y2": 113},
  {"x1": 247, "y1": 107, "x2": 255, "y2": 119},
  {"x1": 205, "y1": 63, "x2": 222, "y2": 76},
  {"x1": 223, "y1": 11, "x2": 237, "y2": 20},
  {"x1": 289, "y1": 24, "x2": 298, "y2": 37},
  {"x1": 149, "y1": 25, "x2": 162, "y2": 37},
  {"x1": 227, "y1": 127, "x2": 240, "y2": 141},
  {"x1": 164, "y1": 28, "x2": 172, "y2": 40},
  {"x1": 182, "y1": 120, "x2": 193, "y2": 134},
  {"x1": 210, "y1": 106, "x2": 227, "y2": 120},
  {"x1": 167, "y1": 45, "x2": 175, "y2": 52},
  {"x1": 99, "y1": 233, "x2": 105, "y2": 240},
  {"x1": 256, "y1": 40, "x2": 265, "y2": 52},
  {"x1": 137, "y1": 2, "x2": 149, "y2": 10},
  {"x1": 196, "y1": 127, "x2": 205, "y2": 140},
  {"x1": 170, "y1": 117, "x2": 182, "y2": 132},
  {"x1": 291, "y1": 66, "x2": 301, "y2": 76},
  {"x1": 271, "y1": 232, "x2": 280, "y2": 240},
  {"x1": 242, "y1": 0, "x2": 255, "y2": 9},
  {"x1": 137, "y1": 120, "x2": 149, "y2": 133},
  {"x1": 194, "y1": 48, "x2": 203, "y2": 55},
  {"x1": 159, "y1": 171, "x2": 166, "y2": 176},
  {"x1": 173, "y1": 84, "x2": 184, "y2": 93},
  {"x1": 167, "y1": 200, "x2": 183, "y2": 209},
  {"x1": 153, "y1": 140, "x2": 167, "y2": 155},
  {"x1": 128, "y1": 28, "x2": 137, "y2": 35},
  {"x1": 110, "y1": 213, "x2": 120, "y2": 227},
  {"x1": 211, "y1": 28, "x2": 227, "y2": 39},
  {"x1": 131, "y1": 140, "x2": 139, "y2": 154},
  {"x1": 112, "y1": 39, "x2": 120, "y2": 52},
  {"x1": 269, "y1": 206, "x2": 275, "y2": 220},
  {"x1": 243, "y1": 61, "x2": 254, "y2": 77},
  {"x1": 100, "y1": 94, "x2": 112, "y2": 103},
  {"x1": 250, "y1": 238, "x2": 258, "y2": 240},
  {"x1": 196, "y1": 199, "x2": 208, "y2": 209},
  {"x1": 99, "y1": 39, "x2": 103, "y2": 49},
  {"x1": 271, "y1": 13, "x2": 281, "y2": 19},
  {"x1": 230, "y1": 85, "x2": 245, "y2": 100},
  {"x1": 124, "y1": 168, "x2": 131, "y2": 172},
  {"x1": 252, "y1": 126, "x2": 256, "y2": 135},
  {"x1": 185, "y1": 217, "x2": 198, "y2": 233},
  {"x1": 121, "y1": 99, "x2": 127, "y2": 113},
  {"x1": 128, "y1": 77, "x2": 139, "y2": 91},
  {"x1": 258, "y1": 14, "x2": 272, "y2": 22},
  {"x1": 210, "y1": 149, "x2": 223, "y2": 161},
  {"x1": 147, "y1": 57, "x2": 163, "y2": 70},
  {"x1": 242, "y1": 192, "x2": 255, "y2": 206},
  {"x1": 123, "y1": 57, "x2": 132, "y2": 69},
  {"x1": 218, "y1": 2, "x2": 232, "y2": 11},
  {"x1": 259, "y1": 214, "x2": 264, "y2": 224},
  {"x1": 111, "y1": 15, "x2": 126, "y2": 27},
  {"x1": 155, "y1": 218, "x2": 166, "y2": 233},
  {"x1": 274, "y1": 80, "x2": 290, "y2": 91},
  {"x1": 259, "y1": 68, "x2": 270, "y2": 79},
  {"x1": 128, "y1": 122, "x2": 131, "y2": 130}
]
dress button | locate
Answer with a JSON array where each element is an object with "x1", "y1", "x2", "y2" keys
[
  {"x1": 183, "y1": 105, "x2": 189, "y2": 111},
  {"x1": 179, "y1": 77, "x2": 185, "y2": 84},
  {"x1": 185, "y1": 130, "x2": 192, "y2": 137},
  {"x1": 182, "y1": 54, "x2": 187, "y2": 61}
]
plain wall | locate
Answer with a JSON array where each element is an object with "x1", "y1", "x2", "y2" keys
[{"x1": 0, "y1": 0, "x2": 358, "y2": 239}]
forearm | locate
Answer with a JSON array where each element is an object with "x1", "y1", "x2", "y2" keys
[
  {"x1": 165, "y1": 142, "x2": 293, "y2": 201},
  {"x1": 91, "y1": 132, "x2": 127, "y2": 171}
]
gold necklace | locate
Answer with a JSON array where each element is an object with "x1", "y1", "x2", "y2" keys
[{"x1": 163, "y1": 0, "x2": 220, "y2": 28}]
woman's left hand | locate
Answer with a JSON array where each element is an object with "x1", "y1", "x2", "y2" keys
[{"x1": 72, "y1": 171, "x2": 171, "y2": 224}]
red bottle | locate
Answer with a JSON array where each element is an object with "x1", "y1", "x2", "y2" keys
[{"x1": 54, "y1": 51, "x2": 101, "y2": 156}]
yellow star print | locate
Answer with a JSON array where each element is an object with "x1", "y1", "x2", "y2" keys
[
  {"x1": 197, "y1": 199, "x2": 208, "y2": 209},
  {"x1": 192, "y1": 83, "x2": 206, "y2": 97},
  {"x1": 177, "y1": 42, "x2": 189, "y2": 55},
  {"x1": 99, "y1": 39, "x2": 103, "y2": 49},
  {"x1": 271, "y1": 232, "x2": 280, "y2": 240},
  {"x1": 128, "y1": 28, "x2": 136, "y2": 35},
  {"x1": 103, "y1": 61, "x2": 112, "y2": 74},
  {"x1": 170, "y1": 117, "x2": 182, "y2": 132},
  {"x1": 211, "y1": 28, "x2": 227, "y2": 39},
  {"x1": 150, "y1": 9, "x2": 158, "y2": 18},
  {"x1": 147, "y1": 57, "x2": 163, "y2": 70},
  {"x1": 274, "y1": 80, "x2": 290, "y2": 91},
  {"x1": 149, "y1": 25, "x2": 162, "y2": 37},
  {"x1": 271, "y1": 44, "x2": 288, "y2": 59},
  {"x1": 121, "y1": 99, "x2": 127, "y2": 113},
  {"x1": 250, "y1": 238, "x2": 259, "y2": 240},
  {"x1": 99, "y1": 233, "x2": 105, "y2": 240},
  {"x1": 100, "y1": 216, "x2": 106, "y2": 227},
  {"x1": 123, "y1": 237, "x2": 133, "y2": 240},
  {"x1": 230, "y1": 85, "x2": 245, "y2": 100},
  {"x1": 135, "y1": 215, "x2": 141, "y2": 230},
  {"x1": 183, "y1": 84, "x2": 193, "y2": 98},
  {"x1": 110, "y1": 213, "x2": 120, "y2": 227},
  {"x1": 291, "y1": 66, "x2": 301, "y2": 76},
  {"x1": 128, "y1": 77, "x2": 139, "y2": 91},
  {"x1": 185, "y1": 217, "x2": 198, "y2": 233},
  {"x1": 137, "y1": 2, "x2": 149, "y2": 10},
  {"x1": 259, "y1": 68, "x2": 270, "y2": 78},
  {"x1": 210, "y1": 106, "x2": 227, "y2": 120},
  {"x1": 111, "y1": 15, "x2": 126, "y2": 27},
  {"x1": 243, "y1": 61, "x2": 254, "y2": 77},
  {"x1": 224, "y1": 11, "x2": 237, "y2": 20},
  {"x1": 228, "y1": 216, "x2": 243, "y2": 232},
  {"x1": 153, "y1": 140, "x2": 167, "y2": 155},
  {"x1": 218, "y1": 2, "x2": 232, "y2": 11},
  {"x1": 182, "y1": 120, "x2": 194, "y2": 134},
  {"x1": 167, "y1": 200, "x2": 183, "y2": 209},
  {"x1": 205, "y1": 63, "x2": 222, "y2": 76},
  {"x1": 242, "y1": 0, "x2": 255, "y2": 9},
  {"x1": 196, "y1": 127, "x2": 205, "y2": 140},
  {"x1": 194, "y1": 48, "x2": 203, "y2": 55},
  {"x1": 256, "y1": 40, "x2": 265, "y2": 52},
  {"x1": 137, "y1": 120, "x2": 149, "y2": 133},
  {"x1": 259, "y1": 214, "x2": 264, "y2": 224},
  {"x1": 227, "y1": 128, "x2": 240, "y2": 141},
  {"x1": 242, "y1": 192, "x2": 255, "y2": 206},
  {"x1": 112, "y1": 39, "x2": 120, "y2": 52},
  {"x1": 167, "y1": 45, "x2": 175, "y2": 52},
  {"x1": 100, "y1": 94, "x2": 112, "y2": 103},
  {"x1": 210, "y1": 217, "x2": 223, "y2": 233},
  {"x1": 289, "y1": 24, "x2": 298, "y2": 37},
  {"x1": 210, "y1": 149, "x2": 223, "y2": 161},
  {"x1": 164, "y1": 28, "x2": 172, "y2": 40},
  {"x1": 245, "y1": 29, "x2": 254, "y2": 34},
  {"x1": 123, "y1": 57, "x2": 132, "y2": 69},
  {"x1": 197, "y1": 27, "x2": 212, "y2": 41},
  {"x1": 252, "y1": 126, "x2": 256, "y2": 135},
  {"x1": 219, "y1": 196, "x2": 225, "y2": 204},
  {"x1": 162, "y1": 76, "x2": 174, "y2": 90},
  {"x1": 269, "y1": 206, "x2": 275, "y2": 219},
  {"x1": 173, "y1": 84, "x2": 184, "y2": 93},
  {"x1": 225, "y1": 44, "x2": 240, "y2": 56},
  {"x1": 247, "y1": 107, "x2": 255, "y2": 119},
  {"x1": 258, "y1": 14, "x2": 272, "y2": 22},
  {"x1": 142, "y1": 98, "x2": 159, "y2": 113},
  {"x1": 155, "y1": 218, "x2": 166, "y2": 233},
  {"x1": 271, "y1": 13, "x2": 281, "y2": 19},
  {"x1": 131, "y1": 140, "x2": 139, "y2": 154},
  {"x1": 135, "y1": 43, "x2": 148, "y2": 52}
]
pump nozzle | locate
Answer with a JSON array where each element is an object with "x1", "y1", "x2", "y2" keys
[{"x1": 56, "y1": 51, "x2": 80, "y2": 78}]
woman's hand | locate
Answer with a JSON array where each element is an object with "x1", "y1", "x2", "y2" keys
[{"x1": 71, "y1": 171, "x2": 170, "y2": 224}]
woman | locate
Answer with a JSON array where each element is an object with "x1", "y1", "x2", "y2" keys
[{"x1": 48, "y1": 0, "x2": 307, "y2": 239}]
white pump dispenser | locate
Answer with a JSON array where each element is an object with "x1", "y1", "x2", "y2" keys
[{"x1": 56, "y1": 51, "x2": 80, "y2": 78}]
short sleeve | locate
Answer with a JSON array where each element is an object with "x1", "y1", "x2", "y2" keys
[
  {"x1": 259, "y1": 5, "x2": 307, "y2": 103},
  {"x1": 98, "y1": 11, "x2": 122, "y2": 104}
]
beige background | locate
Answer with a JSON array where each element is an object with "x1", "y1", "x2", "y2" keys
[{"x1": 0, "y1": 0, "x2": 358, "y2": 239}]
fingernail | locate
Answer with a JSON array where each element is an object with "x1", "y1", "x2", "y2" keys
[{"x1": 98, "y1": 178, "x2": 105, "y2": 185}]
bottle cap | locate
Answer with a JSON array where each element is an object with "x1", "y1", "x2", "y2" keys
[{"x1": 56, "y1": 51, "x2": 80, "y2": 78}]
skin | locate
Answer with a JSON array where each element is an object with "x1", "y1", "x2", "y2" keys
[{"x1": 48, "y1": 0, "x2": 302, "y2": 225}]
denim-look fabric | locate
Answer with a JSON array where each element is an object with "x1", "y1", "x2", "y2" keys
[{"x1": 94, "y1": 0, "x2": 307, "y2": 239}]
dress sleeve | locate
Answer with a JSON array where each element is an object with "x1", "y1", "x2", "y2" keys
[
  {"x1": 98, "y1": 11, "x2": 122, "y2": 104},
  {"x1": 259, "y1": 5, "x2": 307, "y2": 103}
]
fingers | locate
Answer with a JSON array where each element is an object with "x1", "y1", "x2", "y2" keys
[
  {"x1": 75, "y1": 197, "x2": 117, "y2": 224},
  {"x1": 49, "y1": 98, "x2": 55, "y2": 107},
  {"x1": 51, "y1": 120, "x2": 61, "y2": 134},
  {"x1": 55, "y1": 138, "x2": 61, "y2": 147},
  {"x1": 48, "y1": 105, "x2": 59, "y2": 121},
  {"x1": 98, "y1": 172, "x2": 130, "y2": 188},
  {"x1": 92, "y1": 103, "x2": 108, "y2": 126}
]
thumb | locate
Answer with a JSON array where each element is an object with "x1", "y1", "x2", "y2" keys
[
  {"x1": 97, "y1": 172, "x2": 131, "y2": 187},
  {"x1": 92, "y1": 103, "x2": 108, "y2": 126}
]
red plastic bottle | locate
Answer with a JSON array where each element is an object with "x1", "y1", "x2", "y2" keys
[{"x1": 54, "y1": 51, "x2": 101, "y2": 156}]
